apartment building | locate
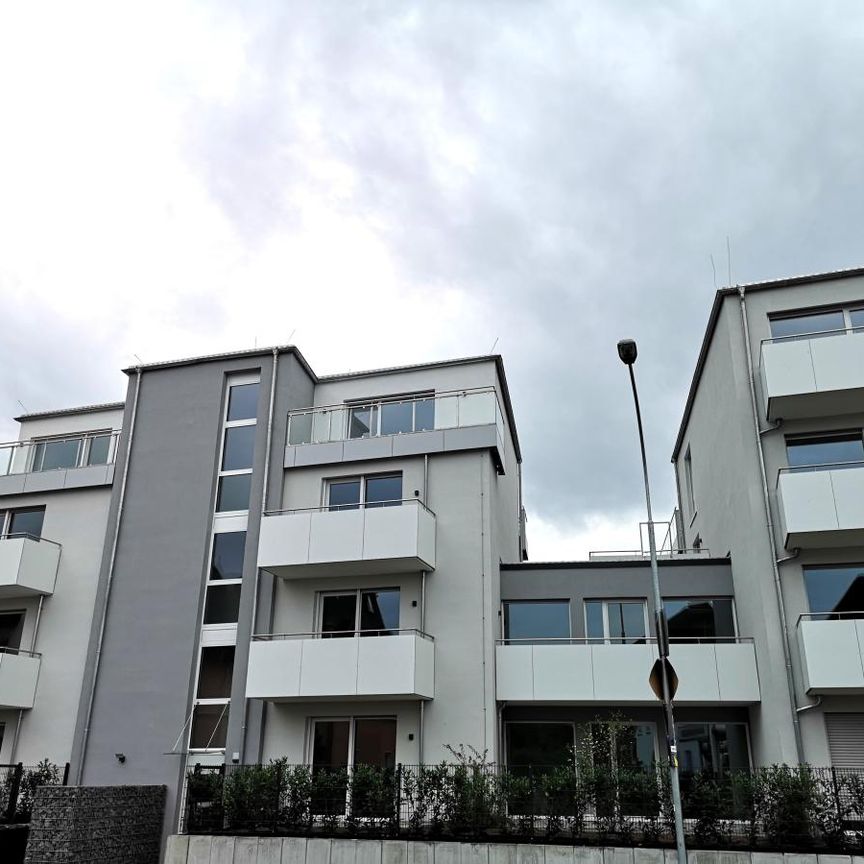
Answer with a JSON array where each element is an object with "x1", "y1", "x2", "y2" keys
[
  {"x1": 66, "y1": 347, "x2": 524, "y2": 830},
  {"x1": 0, "y1": 402, "x2": 122, "y2": 766},
  {"x1": 673, "y1": 267, "x2": 864, "y2": 769},
  {"x1": 497, "y1": 557, "x2": 759, "y2": 775}
]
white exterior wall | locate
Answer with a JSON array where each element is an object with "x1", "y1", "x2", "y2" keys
[
  {"x1": 675, "y1": 275, "x2": 864, "y2": 766},
  {"x1": 0, "y1": 408, "x2": 122, "y2": 765}
]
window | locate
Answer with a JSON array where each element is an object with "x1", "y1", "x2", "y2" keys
[
  {"x1": 320, "y1": 589, "x2": 400, "y2": 637},
  {"x1": 591, "y1": 722, "x2": 656, "y2": 772},
  {"x1": 0, "y1": 507, "x2": 45, "y2": 539},
  {"x1": 664, "y1": 598, "x2": 735, "y2": 641},
  {"x1": 506, "y1": 723, "x2": 575, "y2": 767},
  {"x1": 347, "y1": 395, "x2": 435, "y2": 439},
  {"x1": 87, "y1": 434, "x2": 112, "y2": 466},
  {"x1": 786, "y1": 433, "x2": 864, "y2": 469},
  {"x1": 226, "y1": 383, "x2": 260, "y2": 422},
  {"x1": 203, "y1": 584, "x2": 242, "y2": 625},
  {"x1": 32, "y1": 438, "x2": 81, "y2": 471},
  {"x1": 189, "y1": 704, "x2": 229, "y2": 750},
  {"x1": 326, "y1": 474, "x2": 402, "y2": 511},
  {"x1": 851, "y1": 309, "x2": 864, "y2": 330},
  {"x1": 196, "y1": 646, "x2": 235, "y2": 699},
  {"x1": 503, "y1": 601, "x2": 570, "y2": 643},
  {"x1": 770, "y1": 310, "x2": 845, "y2": 340},
  {"x1": 221, "y1": 425, "x2": 256, "y2": 471},
  {"x1": 677, "y1": 723, "x2": 750, "y2": 776},
  {"x1": 216, "y1": 474, "x2": 252, "y2": 512},
  {"x1": 0, "y1": 612, "x2": 24, "y2": 651},
  {"x1": 210, "y1": 532, "x2": 246, "y2": 581},
  {"x1": 585, "y1": 600, "x2": 647, "y2": 643},
  {"x1": 683, "y1": 447, "x2": 696, "y2": 514},
  {"x1": 312, "y1": 717, "x2": 397, "y2": 770},
  {"x1": 804, "y1": 565, "x2": 864, "y2": 619}
]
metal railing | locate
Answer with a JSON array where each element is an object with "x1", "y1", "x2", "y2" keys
[
  {"x1": 798, "y1": 610, "x2": 864, "y2": 625},
  {"x1": 253, "y1": 628, "x2": 434, "y2": 641},
  {"x1": 0, "y1": 761, "x2": 69, "y2": 824},
  {"x1": 0, "y1": 646, "x2": 41, "y2": 658},
  {"x1": 588, "y1": 548, "x2": 711, "y2": 561},
  {"x1": 0, "y1": 533, "x2": 61, "y2": 548},
  {"x1": 264, "y1": 498, "x2": 437, "y2": 518},
  {"x1": 287, "y1": 387, "x2": 505, "y2": 447},
  {"x1": 761, "y1": 324, "x2": 864, "y2": 346},
  {"x1": 778, "y1": 460, "x2": 864, "y2": 481},
  {"x1": 182, "y1": 761, "x2": 864, "y2": 851},
  {"x1": 497, "y1": 636, "x2": 753, "y2": 646},
  {"x1": 0, "y1": 430, "x2": 120, "y2": 477}
]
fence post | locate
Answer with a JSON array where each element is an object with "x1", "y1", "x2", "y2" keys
[
  {"x1": 395, "y1": 763, "x2": 403, "y2": 836},
  {"x1": 61, "y1": 762, "x2": 70, "y2": 787},
  {"x1": 5, "y1": 763, "x2": 23, "y2": 822}
]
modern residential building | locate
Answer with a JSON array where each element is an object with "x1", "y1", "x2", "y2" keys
[
  {"x1": 673, "y1": 266, "x2": 864, "y2": 769},
  {"x1": 0, "y1": 402, "x2": 122, "y2": 766},
  {"x1": 67, "y1": 347, "x2": 525, "y2": 832}
]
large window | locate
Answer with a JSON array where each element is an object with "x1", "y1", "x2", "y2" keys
[
  {"x1": 506, "y1": 723, "x2": 574, "y2": 767},
  {"x1": 585, "y1": 600, "x2": 647, "y2": 643},
  {"x1": 664, "y1": 598, "x2": 735, "y2": 641},
  {"x1": 319, "y1": 589, "x2": 400, "y2": 636},
  {"x1": 215, "y1": 379, "x2": 259, "y2": 513},
  {"x1": 770, "y1": 310, "x2": 846, "y2": 340},
  {"x1": 786, "y1": 433, "x2": 864, "y2": 469},
  {"x1": 0, "y1": 612, "x2": 25, "y2": 651},
  {"x1": 312, "y1": 717, "x2": 397, "y2": 770},
  {"x1": 327, "y1": 474, "x2": 402, "y2": 510},
  {"x1": 0, "y1": 507, "x2": 45, "y2": 540},
  {"x1": 31, "y1": 432, "x2": 113, "y2": 472},
  {"x1": 203, "y1": 530, "x2": 246, "y2": 625},
  {"x1": 348, "y1": 395, "x2": 435, "y2": 439},
  {"x1": 503, "y1": 601, "x2": 570, "y2": 642},
  {"x1": 804, "y1": 565, "x2": 864, "y2": 618},
  {"x1": 677, "y1": 723, "x2": 750, "y2": 777}
]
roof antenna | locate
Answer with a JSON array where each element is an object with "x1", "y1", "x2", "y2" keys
[
  {"x1": 287, "y1": 329, "x2": 296, "y2": 343},
  {"x1": 710, "y1": 254, "x2": 718, "y2": 290},
  {"x1": 489, "y1": 336, "x2": 499, "y2": 353},
  {"x1": 133, "y1": 353, "x2": 143, "y2": 365},
  {"x1": 726, "y1": 236, "x2": 733, "y2": 288},
  {"x1": 16, "y1": 400, "x2": 28, "y2": 414}
]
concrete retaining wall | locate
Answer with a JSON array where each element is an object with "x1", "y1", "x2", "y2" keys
[
  {"x1": 25, "y1": 784, "x2": 166, "y2": 863},
  {"x1": 164, "y1": 837, "x2": 864, "y2": 864}
]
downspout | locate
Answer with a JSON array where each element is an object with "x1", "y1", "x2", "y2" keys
[
  {"x1": 479, "y1": 458, "x2": 488, "y2": 752},
  {"x1": 242, "y1": 349, "x2": 279, "y2": 753},
  {"x1": 10, "y1": 594, "x2": 46, "y2": 761},
  {"x1": 738, "y1": 287, "x2": 806, "y2": 763},
  {"x1": 76, "y1": 367, "x2": 142, "y2": 783}
]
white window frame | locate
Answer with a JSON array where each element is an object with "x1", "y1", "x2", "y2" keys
[
  {"x1": 214, "y1": 374, "x2": 260, "y2": 516},
  {"x1": 316, "y1": 587, "x2": 401, "y2": 635},
  {"x1": 323, "y1": 472, "x2": 403, "y2": 509},
  {"x1": 306, "y1": 715, "x2": 398, "y2": 768},
  {"x1": 584, "y1": 598, "x2": 649, "y2": 643}
]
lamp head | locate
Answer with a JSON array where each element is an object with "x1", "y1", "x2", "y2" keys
[{"x1": 617, "y1": 339, "x2": 638, "y2": 365}]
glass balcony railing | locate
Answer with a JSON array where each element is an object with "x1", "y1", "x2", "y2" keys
[
  {"x1": 0, "y1": 431, "x2": 121, "y2": 477},
  {"x1": 287, "y1": 387, "x2": 506, "y2": 448}
]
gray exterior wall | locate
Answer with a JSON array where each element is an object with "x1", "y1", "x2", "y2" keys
[
  {"x1": 72, "y1": 351, "x2": 314, "y2": 834},
  {"x1": 673, "y1": 273, "x2": 864, "y2": 766}
]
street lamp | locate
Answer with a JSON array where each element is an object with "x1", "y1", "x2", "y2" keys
[{"x1": 617, "y1": 338, "x2": 687, "y2": 864}]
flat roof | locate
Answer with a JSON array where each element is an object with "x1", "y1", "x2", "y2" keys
[
  {"x1": 671, "y1": 265, "x2": 864, "y2": 461},
  {"x1": 14, "y1": 401, "x2": 126, "y2": 423},
  {"x1": 502, "y1": 557, "x2": 730, "y2": 570}
]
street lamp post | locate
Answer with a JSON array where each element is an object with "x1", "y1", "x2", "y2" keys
[{"x1": 617, "y1": 338, "x2": 687, "y2": 864}]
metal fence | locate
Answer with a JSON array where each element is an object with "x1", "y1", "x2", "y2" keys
[
  {"x1": 0, "y1": 762, "x2": 70, "y2": 823},
  {"x1": 182, "y1": 762, "x2": 864, "y2": 852}
]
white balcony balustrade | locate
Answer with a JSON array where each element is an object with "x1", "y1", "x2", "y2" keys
[
  {"x1": 797, "y1": 613, "x2": 864, "y2": 693},
  {"x1": 495, "y1": 637, "x2": 760, "y2": 705},
  {"x1": 0, "y1": 648, "x2": 41, "y2": 709},
  {"x1": 760, "y1": 329, "x2": 864, "y2": 421},
  {"x1": 777, "y1": 464, "x2": 864, "y2": 549},
  {"x1": 0, "y1": 535, "x2": 60, "y2": 596},
  {"x1": 258, "y1": 499, "x2": 436, "y2": 579},
  {"x1": 245, "y1": 630, "x2": 435, "y2": 702}
]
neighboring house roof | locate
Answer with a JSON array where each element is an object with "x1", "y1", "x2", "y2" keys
[
  {"x1": 14, "y1": 401, "x2": 126, "y2": 423},
  {"x1": 671, "y1": 265, "x2": 864, "y2": 461}
]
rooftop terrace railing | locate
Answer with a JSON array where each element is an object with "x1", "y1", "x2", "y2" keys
[
  {"x1": 264, "y1": 498, "x2": 436, "y2": 518},
  {"x1": 253, "y1": 628, "x2": 434, "y2": 641},
  {"x1": 0, "y1": 430, "x2": 120, "y2": 477},
  {"x1": 497, "y1": 636, "x2": 753, "y2": 646},
  {"x1": 287, "y1": 387, "x2": 505, "y2": 447}
]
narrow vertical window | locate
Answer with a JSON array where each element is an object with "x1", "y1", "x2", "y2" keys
[{"x1": 683, "y1": 447, "x2": 696, "y2": 514}]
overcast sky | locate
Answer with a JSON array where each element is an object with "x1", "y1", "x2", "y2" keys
[{"x1": 1, "y1": 1, "x2": 863, "y2": 558}]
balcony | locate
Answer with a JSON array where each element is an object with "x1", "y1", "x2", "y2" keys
[
  {"x1": 245, "y1": 630, "x2": 435, "y2": 702},
  {"x1": 0, "y1": 649, "x2": 41, "y2": 709},
  {"x1": 285, "y1": 387, "x2": 508, "y2": 473},
  {"x1": 776, "y1": 464, "x2": 864, "y2": 549},
  {"x1": 258, "y1": 499, "x2": 436, "y2": 579},
  {"x1": 797, "y1": 614, "x2": 864, "y2": 693},
  {"x1": 0, "y1": 536, "x2": 61, "y2": 596},
  {"x1": 760, "y1": 330, "x2": 864, "y2": 421},
  {"x1": 495, "y1": 638, "x2": 760, "y2": 705},
  {"x1": 0, "y1": 431, "x2": 120, "y2": 495}
]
